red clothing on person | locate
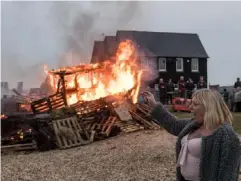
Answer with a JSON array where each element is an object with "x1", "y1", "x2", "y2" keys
[{"x1": 178, "y1": 80, "x2": 185, "y2": 92}]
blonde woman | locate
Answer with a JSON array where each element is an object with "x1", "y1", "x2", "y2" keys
[{"x1": 143, "y1": 89, "x2": 241, "y2": 181}]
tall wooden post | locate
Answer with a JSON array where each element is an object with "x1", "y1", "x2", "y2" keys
[{"x1": 59, "y1": 73, "x2": 68, "y2": 106}]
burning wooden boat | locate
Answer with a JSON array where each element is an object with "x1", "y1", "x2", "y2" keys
[{"x1": 28, "y1": 40, "x2": 160, "y2": 150}]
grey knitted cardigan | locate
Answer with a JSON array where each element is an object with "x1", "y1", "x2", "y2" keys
[{"x1": 151, "y1": 103, "x2": 241, "y2": 181}]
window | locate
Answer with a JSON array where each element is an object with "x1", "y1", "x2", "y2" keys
[
  {"x1": 158, "y1": 58, "x2": 166, "y2": 71},
  {"x1": 191, "y1": 58, "x2": 199, "y2": 72},
  {"x1": 141, "y1": 57, "x2": 149, "y2": 69},
  {"x1": 176, "y1": 58, "x2": 183, "y2": 72}
]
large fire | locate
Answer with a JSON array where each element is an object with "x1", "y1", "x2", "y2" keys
[{"x1": 43, "y1": 40, "x2": 142, "y2": 105}]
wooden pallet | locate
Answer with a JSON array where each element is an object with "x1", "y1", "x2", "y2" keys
[
  {"x1": 31, "y1": 92, "x2": 67, "y2": 113},
  {"x1": 99, "y1": 116, "x2": 117, "y2": 137},
  {"x1": 132, "y1": 103, "x2": 161, "y2": 130},
  {"x1": 85, "y1": 121, "x2": 101, "y2": 131},
  {"x1": 1, "y1": 141, "x2": 37, "y2": 152},
  {"x1": 136, "y1": 103, "x2": 151, "y2": 115},
  {"x1": 114, "y1": 119, "x2": 144, "y2": 133},
  {"x1": 52, "y1": 116, "x2": 95, "y2": 149},
  {"x1": 129, "y1": 110, "x2": 160, "y2": 130},
  {"x1": 73, "y1": 101, "x2": 106, "y2": 116},
  {"x1": 83, "y1": 116, "x2": 117, "y2": 137}
]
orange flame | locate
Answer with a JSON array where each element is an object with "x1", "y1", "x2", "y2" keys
[
  {"x1": 43, "y1": 40, "x2": 142, "y2": 105},
  {"x1": 43, "y1": 64, "x2": 58, "y2": 91}
]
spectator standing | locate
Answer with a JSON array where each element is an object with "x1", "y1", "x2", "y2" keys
[
  {"x1": 158, "y1": 78, "x2": 167, "y2": 104},
  {"x1": 166, "y1": 79, "x2": 175, "y2": 104},
  {"x1": 222, "y1": 88, "x2": 229, "y2": 106},
  {"x1": 197, "y1": 76, "x2": 207, "y2": 89},
  {"x1": 178, "y1": 76, "x2": 186, "y2": 98},
  {"x1": 234, "y1": 77, "x2": 241, "y2": 89},
  {"x1": 186, "y1": 78, "x2": 195, "y2": 99}
]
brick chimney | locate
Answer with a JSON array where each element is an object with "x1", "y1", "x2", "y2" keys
[
  {"x1": 1, "y1": 82, "x2": 9, "y2": 90},
  {"x1": 17, "y1": 81, "x2": 23, "y2": 93}
]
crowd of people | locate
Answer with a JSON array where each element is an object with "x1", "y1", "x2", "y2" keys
[
  {"x1": 219, "y1": 77, "x2": 241, "y2": 109},
  {"x1": 158, "y1": 76, "x2": 207, "y2": 104},
  {"x1": 139, "y1": 76, "x2": 241, "y2": 110}
]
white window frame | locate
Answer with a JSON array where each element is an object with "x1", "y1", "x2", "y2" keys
[
  {"x1": 191, "y1": 58, "x2": 199, "y2": 72},
  {"x1": 158, "y1": 58, "x2": 166, "y2": 72},
  {"x1": 140, "y1": 57, "x2": 149, "y2": 70},
  {"x1": 176, "y1": 58, "x2": 184, "y2": 72}
]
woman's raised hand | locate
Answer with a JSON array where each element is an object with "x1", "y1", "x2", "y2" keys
[{"x1": 142, "y1": 91, "x2": 158, "y2": 109}]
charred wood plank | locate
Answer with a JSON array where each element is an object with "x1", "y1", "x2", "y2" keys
[
  {"x1": 1, "y1": 141, "x2": 37, "y2": 151},
  {"x1": 129, "y1": 110, "x2": 155, "y2": 129},
  {"x1": 113, "y1": 104, "x2": 133, "y2": 121},
  {"x1": 100, "y1": 116, "x2": 116, "y2": 137}
]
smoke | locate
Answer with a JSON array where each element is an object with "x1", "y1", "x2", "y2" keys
[
  {"x1": 1, "y1": 1, "x2": 141, "y2": 89},
  {"x1": 49, "y1": 1, "x2": 141, "y2": 67},
  {"x1": 1, "y1": 1, "x2": 61, "y2": 89},
  {"x1": 50, "y1": 2, "x2": 99, "y2": 66}
]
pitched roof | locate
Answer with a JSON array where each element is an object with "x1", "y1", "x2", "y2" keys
[
  {"x1": 104, "y1": 36, "x2": 118, "y2": 56},
  {"x1": 104, "y1": 36, "x2": 116, "y2": 44},
  {"x1": 116, "y1": 30, "x2": 209, "y2": 58},
  {"x1": 91, "y1": 41, "x2": 105, "y2": 63}
]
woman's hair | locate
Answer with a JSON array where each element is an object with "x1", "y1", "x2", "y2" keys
[{"x1": 192, "y1": 88, "x2": 233, "y2": 129}]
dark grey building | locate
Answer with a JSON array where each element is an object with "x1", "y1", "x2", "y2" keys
[{"x1": 91, "y1": 30, "x2": 209, "y2": 86}]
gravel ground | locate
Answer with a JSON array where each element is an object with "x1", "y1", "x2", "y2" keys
[{"x1": 1, "y1": 130, "x2": 177, "y2": 181}]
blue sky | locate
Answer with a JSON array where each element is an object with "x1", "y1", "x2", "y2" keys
[{"x1": 1, "y1": 1, "x2": 241, "y2": 88}]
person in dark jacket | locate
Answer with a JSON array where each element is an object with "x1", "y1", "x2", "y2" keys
[
  {"x1": 178, "y1": 76, "x2": 186, "y2": 98},
  {"x1": 158, "y1": 78, "x2": 166, "y2": 104},
  {"x1": 222, "y1": 88, "x2": 229, "y2": 106},
  {"x1": 143, "y1": 88, "x2": 241, "y2": 181},
  {"x1": 234, "y1": 77, "x2": 241, "y2": 89},
  {"x1": 166, "y1": 79, "x2": 175, "y2": 104},
  {"x1": 185, "y1": 78, "x2": 195, "y2": 99},
  {"x1": 197, "y1": 76, "x2": 207, "y2": 89}
]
